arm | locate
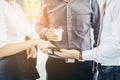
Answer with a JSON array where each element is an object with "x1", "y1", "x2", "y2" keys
[
  {"x1": 35, "y1": 1, "x2": 49, "y2": 40},
  {"x1": 35, "y1": 1, "x2": 58, "y2": 41},
  {"x1": 0, "y1": 40, "x2": 37, "y2": 57},
  {"x1": 0, "y1": 39, "x2": 54, "y2": 57},
  {"x1": 91, "y1": 0, "x2": 100, "y2": 47},
  {"x1": 83, "y1": 4, "x2": 120, "y2": 62}
]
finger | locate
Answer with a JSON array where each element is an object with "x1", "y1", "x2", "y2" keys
[
  {"x1": 60, "y1": 49, "x2": 70, "y2": 53},
  {"x1": 48, "y1": 28, "x2": 55, "y2": 32},
  {"x1": 27, "y1": 52, "x2": 32, "y2": 59},
  {"x1": 31, "y1": 48, "x2": 37, "y2": 58},
  {"x1": 54, "y1": 51, "x2": 65, "y2": 58},
  {"x1": 41, "y1": 48, "x2": 48, "y2": 53},
  {"x1": 26, "y1": 48, "x2": 29, "y2": 55},
  {"x1": 26, "y1": 49, "x2": 31, "y2": 59},
  {"x1": 48, "y1": 36, "x2": 57, "y2": 40},
  {"x1": 54, "y1": 51, "x2": 70, "y2": 58},
  {"x1": 47, "y1": 34, "x2": 58, "y2": 41},
  {"x1": 31, "y1": 52, "x2": 37, "y2": 58},
  {"x1": 27, "y1": 47, "x2": 36, "y2": 59}
]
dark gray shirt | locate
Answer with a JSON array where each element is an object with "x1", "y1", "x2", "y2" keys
[{"x1": 36, "y1": 0, "x2": 100, "y2": 51}]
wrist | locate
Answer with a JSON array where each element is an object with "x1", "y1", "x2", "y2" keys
[
  {"x1": 77, "y1": 50, "x2": 84, "y2": 62},
  {"x1": 29, "y1": 39, "x2": 38, "y2": 46},
  {"x1": 74, "y1": 51, "x2": 80, "y2": 60}
]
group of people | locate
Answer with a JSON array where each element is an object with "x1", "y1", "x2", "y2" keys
[{"x1": 0, "y1": 0, "x2": 120, "y2": 80}]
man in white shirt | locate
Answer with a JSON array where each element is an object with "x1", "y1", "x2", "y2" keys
[{"x1": 54, "y1": 0, "x2": 120, "y2": 80}]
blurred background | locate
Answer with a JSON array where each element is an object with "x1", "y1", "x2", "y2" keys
[
  {"x1": 15, "y1": 0, "x2": 105, "y2": 80},
  {"x1": 16, "y1": 0, "x2": 40, "y2": 22}
]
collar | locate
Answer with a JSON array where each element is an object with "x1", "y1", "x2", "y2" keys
[{"x1": 63, "y1": 0, "x2": 70, "y2": 3}]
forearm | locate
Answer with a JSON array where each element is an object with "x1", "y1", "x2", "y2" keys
[
  {"x1": 82, "y1": 42, "x2": 120, "y2": 63},
  {"x1": 0, "y1": 40, "x2": 36, "y2": 57}
]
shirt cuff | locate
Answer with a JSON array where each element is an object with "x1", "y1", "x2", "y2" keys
[{"x1": 82, "y1": 50, "x2": 94, "y2": 61}]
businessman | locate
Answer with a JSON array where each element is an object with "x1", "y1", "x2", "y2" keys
[
  {"x1": 35, "y1": 0, "x2": 100, "y2": 80},
  {"x1": 55, "y1": 0, "x2": 120, "y2": 80}
]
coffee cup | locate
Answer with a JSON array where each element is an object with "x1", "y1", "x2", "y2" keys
[{"x1": 53, "y1": 28, "x2": 63, "y2": 41}]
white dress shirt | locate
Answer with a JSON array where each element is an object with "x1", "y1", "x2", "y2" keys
[
  {"x1": 82, "y1": 0, "x2": 120, "y2": 66},
  {"x1": 0, "y1": 0, "x2": 28, "y2": 48}
]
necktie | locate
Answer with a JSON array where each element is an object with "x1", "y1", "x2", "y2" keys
[{"x1": 92, "y1": 1, "x2": 106, "y2": 73}]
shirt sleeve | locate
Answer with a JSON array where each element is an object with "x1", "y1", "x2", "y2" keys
[
  {"x1": 35, "y1": 0, "x2": 49, "y2": 40},
  {"x1": 82, "y1": 3, "x2": 120, "y2": 63},
  {"x1": 0, "y1": 10, "x2": 7, "y2": 48},
  {"x1": 91, "y1": 0, "x2": 100, "y2": 47},
  {"x1": 83, "y1": 40, "x2": 120, "y2": 63}
]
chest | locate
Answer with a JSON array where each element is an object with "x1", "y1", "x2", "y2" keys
[{"x1": 46, "y1": 0, "x2": 92, "y2": 15}]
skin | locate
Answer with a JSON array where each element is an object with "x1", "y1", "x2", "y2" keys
[
  {"x1": 0, "y1": 39, "x2": 54, "y2": 57},
  {"x1": 54, "y1": 49, "x2": 81, "y2": 60},
  {"x1": 45, "y1": 28, "x2": 58, "y2": 41}
]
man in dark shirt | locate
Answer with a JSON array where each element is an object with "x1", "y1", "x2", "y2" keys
[{"x1": 35, "y1": 0, "x2": 100, "y2": 80}]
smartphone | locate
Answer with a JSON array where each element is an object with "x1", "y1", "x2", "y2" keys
[
  {"x1": 47, "y1": 47, "x2": 81, "y2": 56},
  {"x1": 47, "y1": 47, "x2": 60, "y2": 55}
]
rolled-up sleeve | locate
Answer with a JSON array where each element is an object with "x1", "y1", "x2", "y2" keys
[
  {"x1": 0, "y1": 10, "x2": 7, "y2": 48},
  {"x1": 35, "y1": 0, "x2": 49, "y2": 40}
]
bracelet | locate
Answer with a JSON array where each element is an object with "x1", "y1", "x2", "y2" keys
[{"x1": 78, "y1": 50, "x2": 84, "y2": 62}]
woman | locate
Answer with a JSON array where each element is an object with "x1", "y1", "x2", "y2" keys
[{"x1": 0, "y1": 0, "x2": 53, "y2": 80}]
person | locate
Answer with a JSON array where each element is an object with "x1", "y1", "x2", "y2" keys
[
  {"x1": 0, "y1": 0, "x2": 54, "y2": 80},
  {"x1": 54, "y1": 0, "x2": 120, "y2": 80},
  {"x1": 16, "y1": 0, "x2": 23, "y2": 9},
  {"x1": 35, "y1": 0, "x2": 100, "y2": 80}
]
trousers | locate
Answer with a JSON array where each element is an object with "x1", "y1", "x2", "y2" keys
[
  {"x1": 98, "y1": 64, "x2": 120, "y2": 80},
  {"x1": 46, "y1": 57, "x2": 93, "y2": 80},
  {"x1": 0, "y1": 51, "x2": 40, "y2": 80}
]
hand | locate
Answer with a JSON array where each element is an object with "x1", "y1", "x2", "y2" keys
[
  {"x1": 54, "y1": 49, "x2": 82, "y2": 60},
  {"x1": 26, "y1": 46, "x2": 37, "y2": 59},
  {"x1": 31, "y1": 39, "x2": 55, "y2": 48},
  {"x1": 40, "y1": 48, "x2": 49, "y2": 53},
  {"x1": 45, "y1": 28, "x2": 58, "y2": 41},
  {"x1": 38, "y1": 39, "x2": 55, "y2": 48}
]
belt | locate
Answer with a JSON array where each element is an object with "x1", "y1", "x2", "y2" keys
[
  {"x1": 98, "y1": 63, "x2": 120, "y2": 73},
  {"x1": 48, "y1": 57, "x2": 92, "y2": 64},
  {"x1": 48, "y1": 56, "x2": 80, "y2": 63}
]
